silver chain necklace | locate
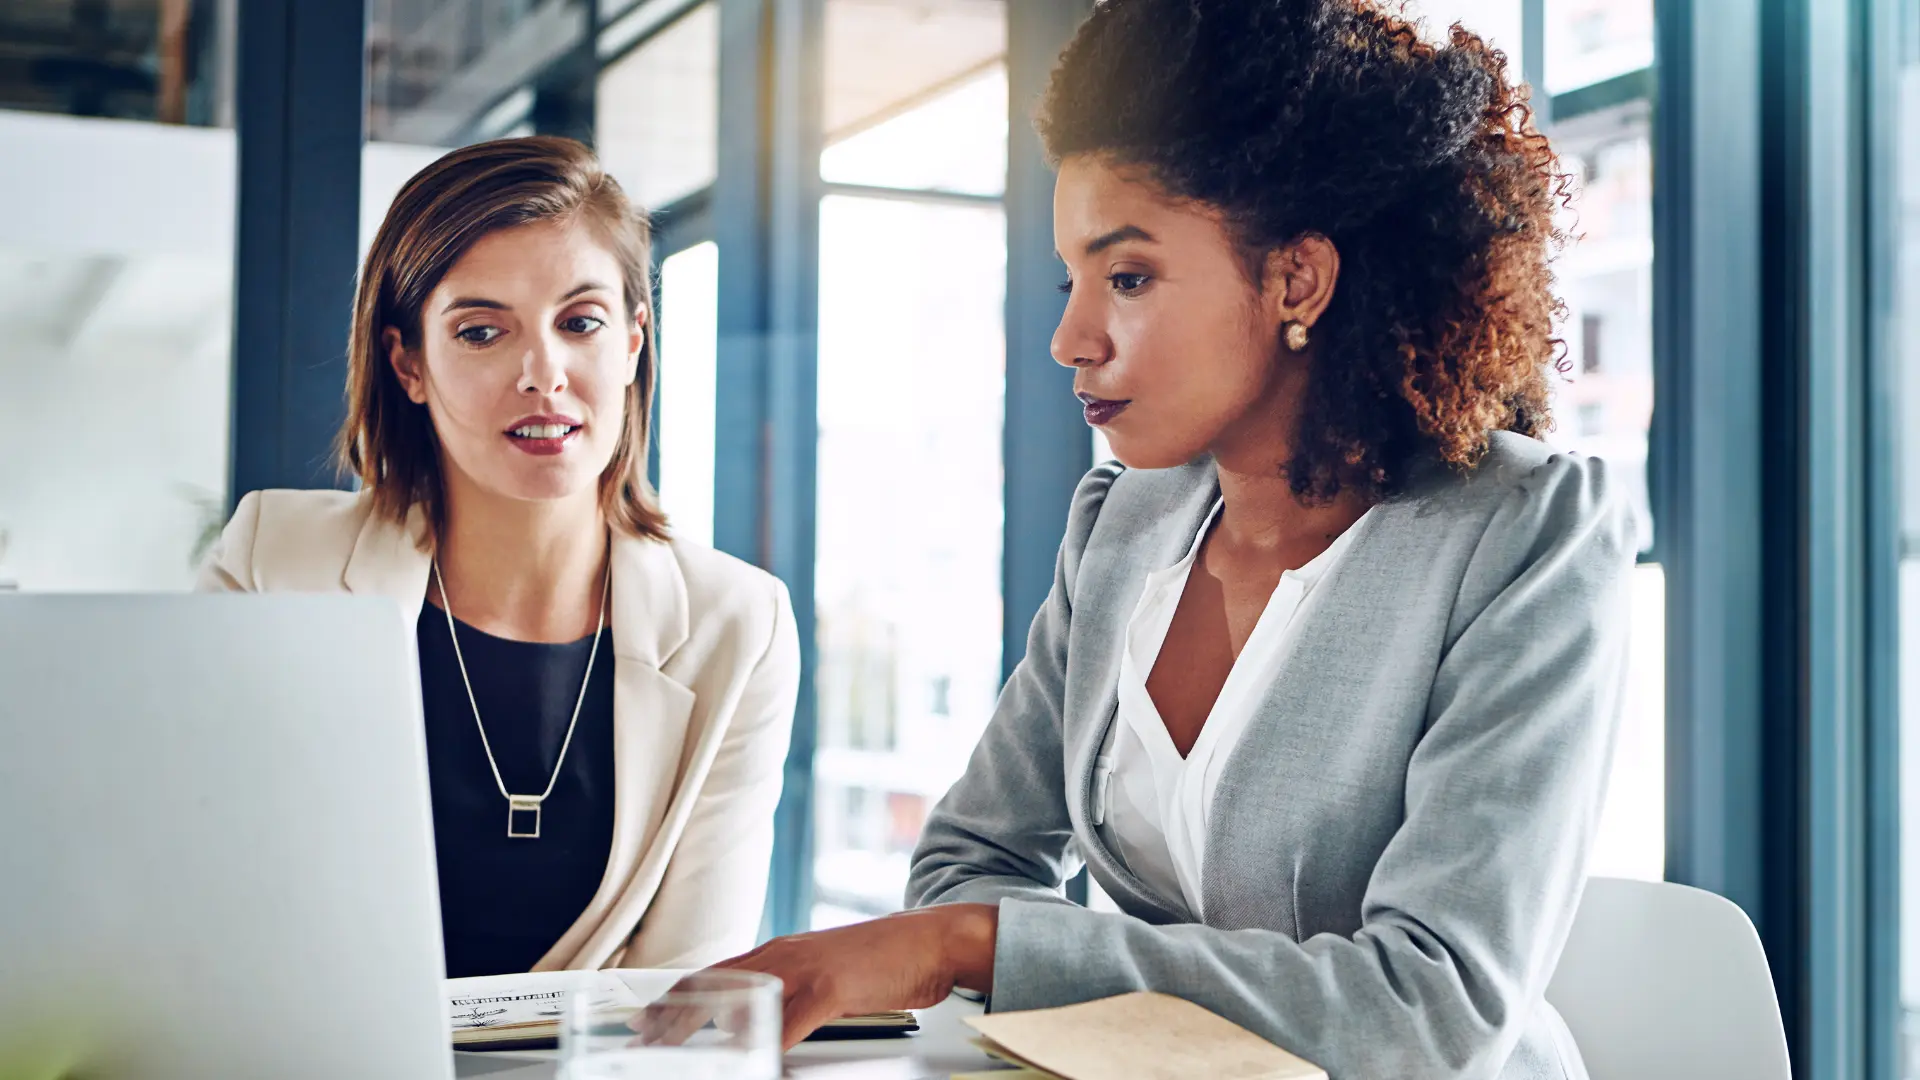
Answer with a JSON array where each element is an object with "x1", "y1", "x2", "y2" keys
[{"x1": 431, "y1": 550, "x2": 610, "y2": 839}]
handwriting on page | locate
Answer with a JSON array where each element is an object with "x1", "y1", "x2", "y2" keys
[{"x1": 449, "y1": 987, "x2": 624, "y2": 1029}]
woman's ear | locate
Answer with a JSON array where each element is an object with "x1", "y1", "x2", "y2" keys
[
  {"x1": 1263, "y1": 233, "x2": 1341, "y2": 330},
  {"x1": 385, "y1": 327, "x2": 429, "y2": 405}
]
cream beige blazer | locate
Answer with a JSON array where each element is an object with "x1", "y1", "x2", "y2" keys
[{"x1": 198, "y1": 489, "x2": 799, "y2": 972}]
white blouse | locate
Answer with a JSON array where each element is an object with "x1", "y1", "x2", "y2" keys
[{"x1": 1091, "y1": 498, "x2": 1372, "y2": 917}]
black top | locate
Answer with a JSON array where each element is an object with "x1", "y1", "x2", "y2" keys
[{"x1": 416, "y1": 605, "x2": 616, "y2": 978}]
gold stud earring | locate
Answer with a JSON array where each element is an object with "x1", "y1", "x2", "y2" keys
[{"x1": 1284, "y1": 321, "x2": 1310, "y2": 352}]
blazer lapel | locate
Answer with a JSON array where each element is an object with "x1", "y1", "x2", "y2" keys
[
  {"x1": 541, "y1": 535, "x2": 698, "y2": 970},
  {"x1": 339, "y1": 505, "x2": 432, "y2": 617},
  {"x1": 1065, "y1": 460, "x2": 1219, "y2": 923}
]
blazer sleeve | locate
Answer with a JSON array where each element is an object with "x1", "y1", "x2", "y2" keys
[
  {"x1": 905, "y1": 463, "x2": 1121, "y2": 911},
  {"x1": 973, "y1": 454, "x2": 1633, "y2": 1080},
  {"x1": 195, "y1": 491, "x2": 263, "y2": 592},
  {"x1": 622, "y1": 579, "x2": 800, "y2": 969}
]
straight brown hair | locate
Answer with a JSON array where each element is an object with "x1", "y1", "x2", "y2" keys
[{"x1": 335, "y1": 135, "x2": 668, "y2": 544}]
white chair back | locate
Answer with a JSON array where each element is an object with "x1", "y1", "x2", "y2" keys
[{"x1": 1545, "y1": 877, "x2": 1790, "y2": 1080}]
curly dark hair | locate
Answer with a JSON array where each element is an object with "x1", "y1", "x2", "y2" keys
[{"x1": 1038, "y1": 0, "x2": 1571, "y2": 500}]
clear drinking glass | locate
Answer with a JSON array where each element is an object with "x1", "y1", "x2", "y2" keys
[{"x1": 558, "y1": 970, "x2": 782, "y2": 1080}]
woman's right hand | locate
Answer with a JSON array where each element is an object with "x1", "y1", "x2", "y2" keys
[{"x1": 639, "y1": 903, "x2": 998, "y2": 1051}]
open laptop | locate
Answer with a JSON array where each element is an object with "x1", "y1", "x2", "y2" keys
[{"x1": 0, "y1": 593, "x2": 466, "y2": 1080}]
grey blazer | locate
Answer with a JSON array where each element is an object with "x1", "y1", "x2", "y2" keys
[{"x1": 906, "y1": 431, "x2": 1633, "y2": 1080}]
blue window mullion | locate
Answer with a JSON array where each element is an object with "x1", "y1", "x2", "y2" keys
[{"x1": 713, "y1": 0, "x2": 823, "y2": 939}]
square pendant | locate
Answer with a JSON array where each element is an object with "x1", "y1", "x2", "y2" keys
[{"x1": 507, "y1": 795, "x2": 542, "y2": 839}]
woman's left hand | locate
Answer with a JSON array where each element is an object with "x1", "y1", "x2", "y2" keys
[{"x1": 706, "y1": 902, "x2": 999, "y2": 1050}]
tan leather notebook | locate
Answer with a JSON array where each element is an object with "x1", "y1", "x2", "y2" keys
[{"x1": 963, "y1": 991, "x2": 1326, "y2": 1080}]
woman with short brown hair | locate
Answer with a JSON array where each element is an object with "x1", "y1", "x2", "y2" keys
[{"x1": 200, "y1": 136, "x2": 798, "y2": 977}]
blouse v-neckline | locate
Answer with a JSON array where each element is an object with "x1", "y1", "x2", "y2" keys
[{"x1": 1095, "y1": 497, "x2": 1374, "y2": 917}]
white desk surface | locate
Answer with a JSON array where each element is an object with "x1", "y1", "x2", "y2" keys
[{"x1": 453, "y1": 993, "x2": 999, "y2": 1080}]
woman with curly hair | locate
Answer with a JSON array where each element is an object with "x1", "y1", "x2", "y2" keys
[{"x1": 700, "y1": 2, "x2": 1630, "y2": 1075}]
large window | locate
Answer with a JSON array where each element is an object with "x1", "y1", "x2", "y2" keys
[
  {"x1": 0, "y1": 1, "x2": 236, "y2": 592},
  {"x1": 811, "y1": 0, "x2": 1008, "y2": 928},
  {"x1": 656, "y1": 241, "x2": 720, "y2": 548},
  {"x1": 812, "y1": 194, "x2": 1006, "y2": 926}
]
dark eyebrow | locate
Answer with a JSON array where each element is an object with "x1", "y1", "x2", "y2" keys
[
  {"x1": 440, "y1": 281, "x2": 614, "y2": 316},
  {"x1": 1080, "y1": 224, "x2": 1156, "y2": 257},
  {"x1": 440, "y1": 297, "x2": 506, "y2": 315}
]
